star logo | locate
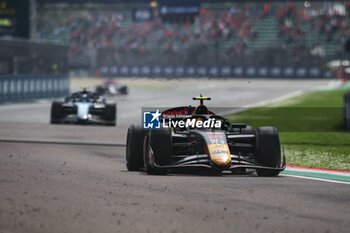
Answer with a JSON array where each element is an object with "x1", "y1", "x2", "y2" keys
[
  {"x1": 150, "y1": 109, "x2": 161, "y2": 122},
  {"x1": 143, "y1": 109, "x2": 161, "y2": 129}
]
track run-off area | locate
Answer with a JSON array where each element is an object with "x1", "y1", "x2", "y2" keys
[{"x1": 0, "y1": 78, "x2": 349, "y2": 233}]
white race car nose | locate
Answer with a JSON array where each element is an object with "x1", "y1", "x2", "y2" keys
[{"x1": 76, "y1": 102, "x2": 91, "y2": 120}]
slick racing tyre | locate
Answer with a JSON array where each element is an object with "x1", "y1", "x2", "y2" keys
[
  {"x1": 50, "y1": 101, "x2": 63, "y2": 124},
  {"x1": 126, "y1": 125, "x2": 148, "y2": 171},
  {"x1": 95, "y1": 86, "x2": 105, "y2": 95},
  {"x1": 104, "y1": 104, "x2": 116, "y2": 125},
  {"x1": 255, "y1": 127, "x2": 281, "y2": 177},
  {"x1": 119, "y1": 86, "x2": 128, "y2": 95},
  {"x1": 144, "y1": 128, "x2": 171, "y2": 175}
]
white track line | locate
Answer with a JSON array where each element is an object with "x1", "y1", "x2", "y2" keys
[
  {"x1": 286, "y1": 167, "x2": 350, "y2": 177},
  {"x1": 281, "y1": 174, "x2": 350, "y2": 185},
  {"x1": 243, "y1": 90, "x2": 304, "y2": 108},
  {"x1": 243, "y1": 79, "x2": 337, "y2": 109},
  {"x1": 218, "y1": 90, "x2": 305, "y2": 116}
]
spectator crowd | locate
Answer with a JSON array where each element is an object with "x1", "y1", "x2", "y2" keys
[{"x1": 37, "y1": 2, "x2": 350, "y2": 66}]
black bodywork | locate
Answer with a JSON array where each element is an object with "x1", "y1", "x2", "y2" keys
[{"x1": 126, "y1": 102, "x2": 286, "y2": 176}]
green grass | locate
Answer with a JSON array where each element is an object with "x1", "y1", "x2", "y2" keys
[{"x1": 225, "y1": 90, "x2": 350, "y2": 170}]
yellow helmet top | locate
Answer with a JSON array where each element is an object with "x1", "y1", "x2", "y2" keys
[{"x1": 192, "y1": 94, "x2": 211, "y2": 105}]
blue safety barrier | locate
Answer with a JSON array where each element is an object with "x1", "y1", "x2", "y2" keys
[
  {"x1": 0, "y1": 75, "x2": 69, "y2": 103},
  {"x1": 98, "y1": 65, "x2": 333, "y2": 79}
]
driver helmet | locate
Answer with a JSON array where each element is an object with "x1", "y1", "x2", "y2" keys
[
  {"x1": 81, "y1": 85, "x2": 89, "y2": 94},
  {"x1": 80, "y1": 93, "x2": 89, "y2": 102},
  {"x1": 194, "y1": 105, "x2": 208, "y2": 114}
]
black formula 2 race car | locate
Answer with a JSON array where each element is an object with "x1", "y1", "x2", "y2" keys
[
  {"x1": 126, "y1": 96, "x2": 285, "y2": 176},
  {"x1": 50, "y1": 87, "x2": 116, "y2": 126},
  {"x1": 95, "y1": 80, "x2": 128, "y2": 96}
]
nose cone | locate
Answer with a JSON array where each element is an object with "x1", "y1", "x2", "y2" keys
[
  {"x1": 77, "y1": 103, "x2": 91, "y2": 120},
  {"x1": 80, "y1": 114, "x2": 88, "y2": 120},
  {"x1": 208, "y1": 144, "x2": 231, "y2": 166}
]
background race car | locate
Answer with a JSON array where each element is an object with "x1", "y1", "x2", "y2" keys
[
  {"x1": 126, "y1": 96, "x2": 285, "y2": 176},
  {"x1": 51, "y1": 87, "x2": 117, "y2": 126},
  {"x1": 95, "y1": 80, "x2": 128, "y2": 96}
]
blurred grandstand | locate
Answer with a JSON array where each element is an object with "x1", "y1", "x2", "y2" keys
[{"x1": 34, "y1": 1, "x2": 350, "y2": 77}]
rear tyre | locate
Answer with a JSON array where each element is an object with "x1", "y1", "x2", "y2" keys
[
  {"x1": 104, "y1": 104, "x2": 116, "y2": 125},
  {"x1": 50, "y1": 101, "x2": 63, "y2": 124},
  {"x1": 96, "y1": 86, "x2": 105, "y2": 95},
  {"x1": 255, "y1": 127, "x2": 281, "y2": 177},
  {"x1": 144, "y1": 128, "x2": 171, "y2": 175},
  {"x1": 119, "y1": 86, "x2": 128, "y2": 95},
  {"x1": 126, "y1": 125, "x2": 148, "y2": 171}
]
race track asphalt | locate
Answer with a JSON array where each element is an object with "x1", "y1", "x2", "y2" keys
[{"x1": 1, "y1": 79, "x2": 349, "y2": 233}]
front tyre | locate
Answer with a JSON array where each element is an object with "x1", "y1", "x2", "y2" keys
[
  {"x1": 255, "y1": 127, "x2": 281, "y2": 177},
  {"x1": 126, "y1": 125, "x2": 147, "y2": 171},
  {"x1": 50, "y1": 101, "x2": 63, "y2": 124},
  {"x1": 104, "y1": 103, "x2": 116, "y2": 125},
  {"x1": 144, "y1": 128, "x2": 171, "y2": 175}
]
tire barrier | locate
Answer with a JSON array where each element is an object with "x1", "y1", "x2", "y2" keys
[
  {"x1": 98, "y1": 65, "x2": 333, "y2": 79},
  {"x1": 0, "y1": 75, "x2": 69, "y2": 103}
]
